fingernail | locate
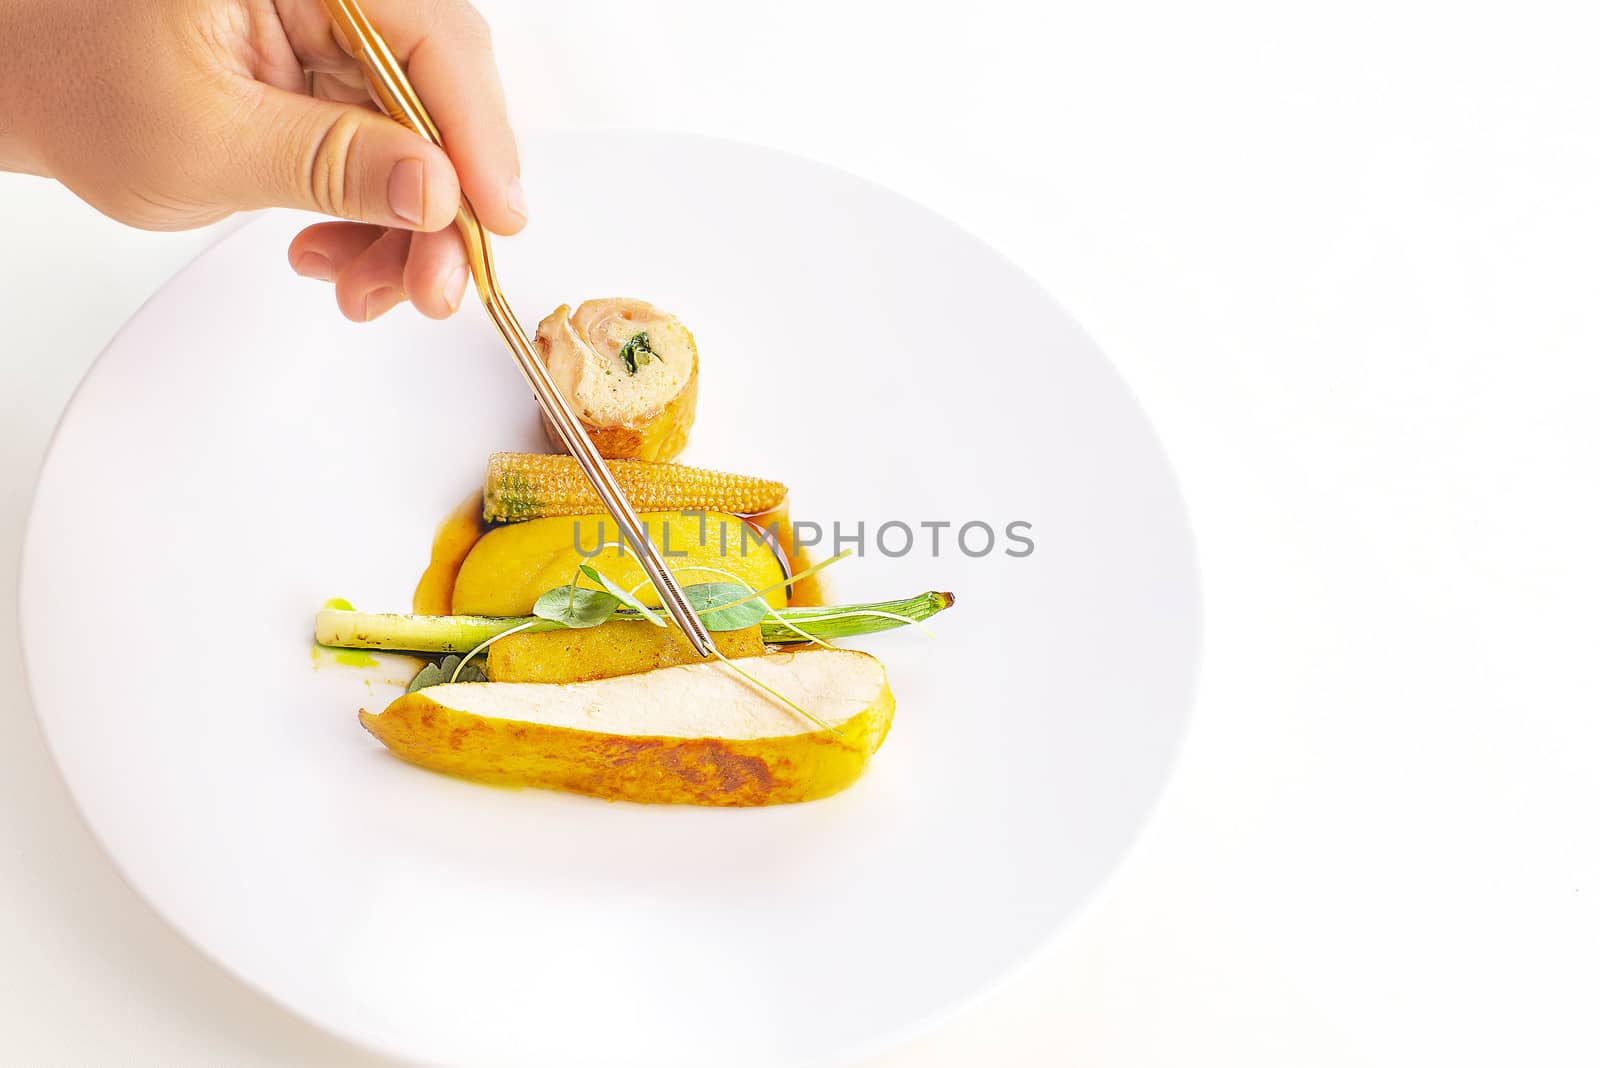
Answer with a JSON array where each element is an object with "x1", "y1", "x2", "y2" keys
[
  {"x1": 364, "y1": 287, "x2": 400, "y2": 322},
  {"x1": 443, "y1": 264, "x2": 470, "y2": 314},
  {"x1": 388, "y1": 158, "x2": 426, "y2": 227},
  {"x1": 507, "y1": 179, "x2": 528, "y2": 223},
  {"x1": 293, "y1": 252, "x2": 334, "y2": 281}
]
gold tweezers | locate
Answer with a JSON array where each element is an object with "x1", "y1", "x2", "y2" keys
[{"x1": 320, "y1": 0, "x2": 715, "y2": 657}]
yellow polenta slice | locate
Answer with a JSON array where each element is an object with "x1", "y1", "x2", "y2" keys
[{"x1": 451, "y1": 510, "x2": 786, "y2": 616}]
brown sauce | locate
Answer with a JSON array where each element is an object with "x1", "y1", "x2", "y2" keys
[
  {"x1": 741, "y1": 500, "x2": 826, "y2": 607},
  {"x1": 413, "y1": 490, "x2": 488, "y2": 615}
]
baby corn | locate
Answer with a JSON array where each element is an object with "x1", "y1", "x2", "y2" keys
[{"x1": 483, "y1": 453, "x2": 787, "y2": 522}]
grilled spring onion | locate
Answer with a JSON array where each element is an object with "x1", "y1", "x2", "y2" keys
[
  {"x1": 484, "y1": 452, "x2": 788, "y2": 523},
  {"x1": 315, "y1": 591, "x2": 954, "y2": 654}
]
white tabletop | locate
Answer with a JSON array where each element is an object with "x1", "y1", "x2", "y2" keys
[{"x1": 1, "y1": 2, "x2": 1593, "y2": 1064}]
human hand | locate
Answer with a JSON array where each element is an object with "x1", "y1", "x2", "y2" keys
[{"x1": 0, "y1": 0, "x2": 524, "y2": 321}]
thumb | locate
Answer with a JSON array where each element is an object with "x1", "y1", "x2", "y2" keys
[{"x1": 231, "y1": 87, "x2": 460, "y2": 230}]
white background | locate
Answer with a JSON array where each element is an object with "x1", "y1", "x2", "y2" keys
[{"x1": 1, "y1": 1, "x2": 1595, "y2": 1064}]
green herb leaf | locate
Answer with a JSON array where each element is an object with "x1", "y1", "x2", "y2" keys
[
  {"x1": 532, "y1": 584, "x2": 622, "y2": 628},
  {"x1": 617, "y1": 331, "x2": 654, "y2": 375},
  {"x1": 406, "y1": 654, "x2": 486, "y2": 693},
  {"x1": 580, "y1": 565, "x2": 668, "y2": 627},
  {"x1": 684, "y1": 582, "x2": 769, "y2": 631}
]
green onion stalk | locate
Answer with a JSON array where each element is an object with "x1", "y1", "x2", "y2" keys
[{"x1": 314, "y1": 591, "x2": 954, "y2": 654}]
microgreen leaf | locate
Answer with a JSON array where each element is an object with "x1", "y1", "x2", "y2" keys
[
  {"x1": 406, "y1": 662, "x2": 445, "y2": 693},
  {"x1": 532, "y1": 584, "x2": 621, "y2": 628},
  {"x1": 617, "y1": 331, "x2": 654, "y2": 374},
  {"x1": 684, "y1": 582, "x2": 769, "y2": 631},
  {"x1": 694, "y1": 549, "x2": 855, "y2": 616},
  {"x1": 406, "y1": 654, "x2": 486, "y2": 694},
  {"x1": 579, "y1": 565, "x2": 667, "y2": 627}
]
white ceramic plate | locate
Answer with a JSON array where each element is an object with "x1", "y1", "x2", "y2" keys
[{"x1": 21, "y1": 131, "x2": 1197, "y2": 1067}]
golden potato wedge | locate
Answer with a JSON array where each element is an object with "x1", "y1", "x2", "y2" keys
[{"x1": 486, "y1": 621, "x2": 766, "y2": 683}]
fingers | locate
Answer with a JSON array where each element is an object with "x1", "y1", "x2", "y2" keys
[
  {"x1": 287, "y1": 220, "x2": 383, "y2": 280},
  {"x1": 307, "y1": 70, "x2": 372, "y2": 106},
  {"x1": 404, "y1": 228, "x2": 473, "y2": 320},
  {"x1": 288, "y1": 222, "x2": 470, "y2": 322},
  {"x1": 273, "y1": 0, "x2": 524, "y2": 234},
  {"x1": 402, "y1": 2, "x2": 526, "y2": 235},
  {"x1": 234, "y1": 86, "x2": 461, "y2": 231},
  {"x1": 335, "y1": 227, "x2": 412, "y2": 321}
]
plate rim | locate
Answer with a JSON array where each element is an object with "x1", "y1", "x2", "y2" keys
[{"x1": 17, "y1": 128, "x2": 1203, "y2": 1068}]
